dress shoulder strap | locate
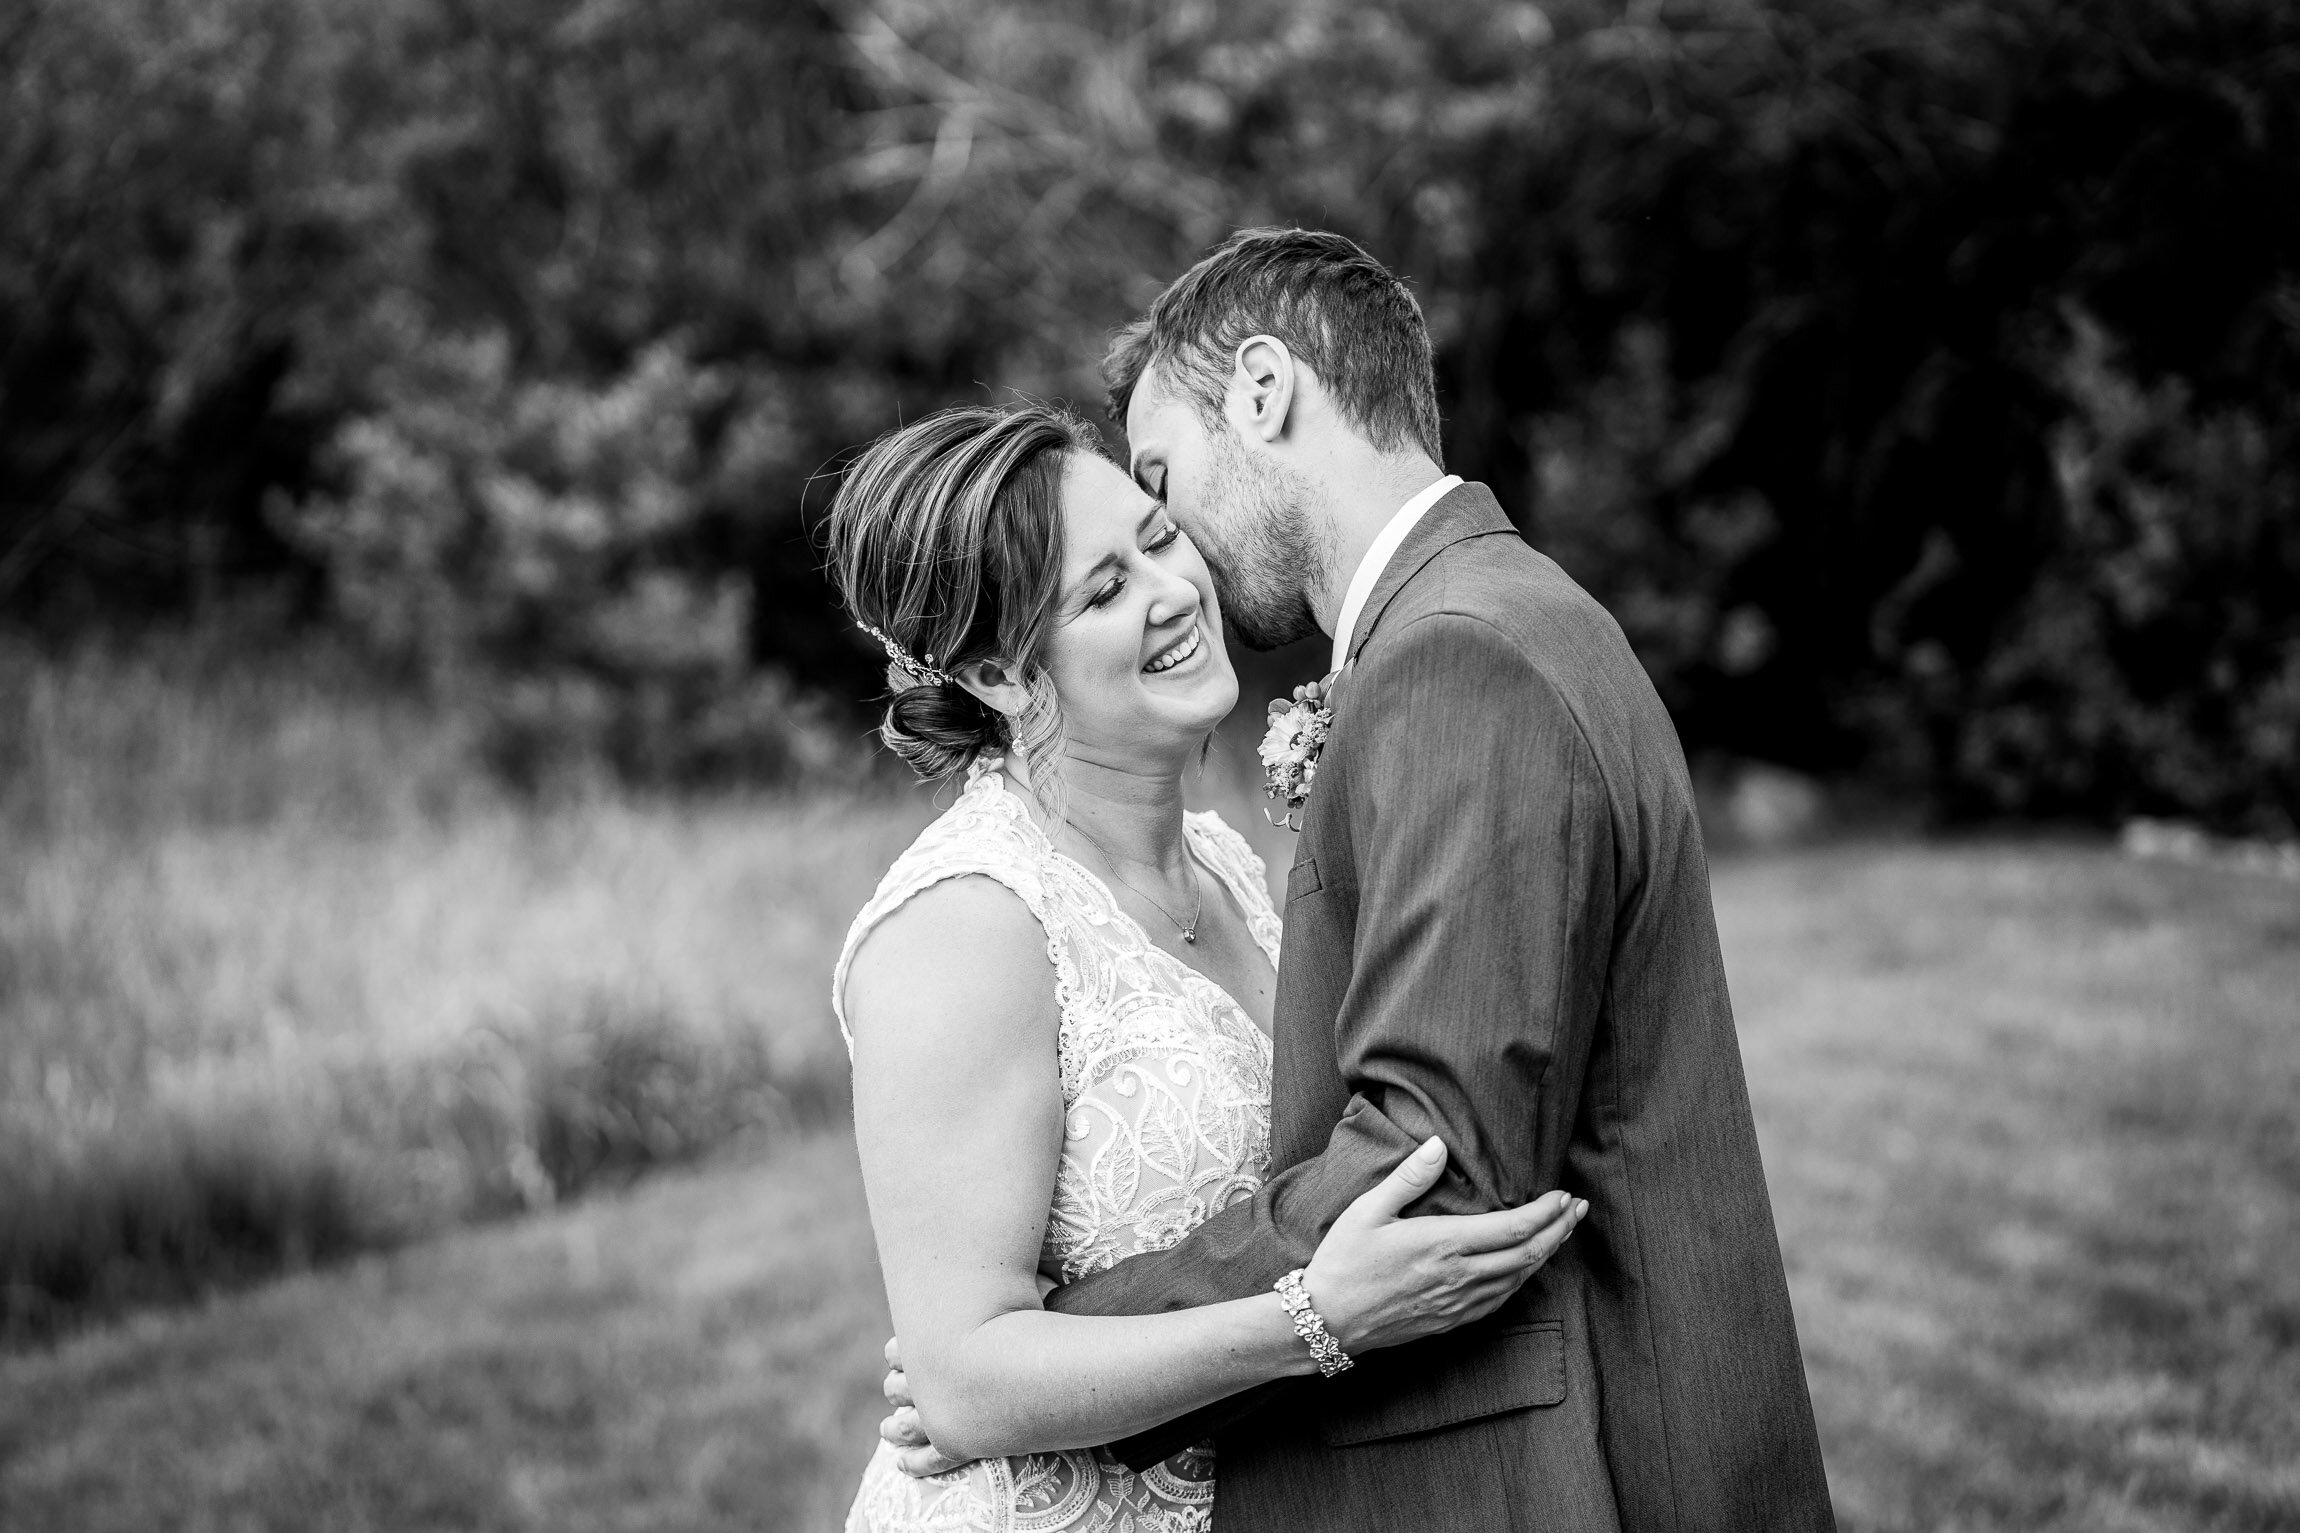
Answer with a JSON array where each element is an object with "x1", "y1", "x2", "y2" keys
[
  {"x1": 831, "y1": 764, "x2": 1079, "y2": 1055},
  {"x1": 1184, "y1": 809, "x2": 1283, "y2": 966}
]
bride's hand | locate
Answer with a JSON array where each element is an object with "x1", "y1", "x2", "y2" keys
[
  {"x1": 1302, "y1": 1137, "x2": 1585, "y2": 1356},
  {"x1": 878, "y1": 1150, "x2": 1576, "y2": 1471}
]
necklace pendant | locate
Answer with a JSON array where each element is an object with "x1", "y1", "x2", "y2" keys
[{"x1": 1181, "y1": 928, "x2": 1197, "y2": 944}]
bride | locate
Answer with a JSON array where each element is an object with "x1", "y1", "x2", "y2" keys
[{"x1": 827, "y1": 401, "x2": 1585, "y2": 1532}]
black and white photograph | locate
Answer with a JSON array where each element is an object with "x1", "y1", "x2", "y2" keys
[{"x1": 2, "y1": 3, "x2": 2294, "y2": 1531}]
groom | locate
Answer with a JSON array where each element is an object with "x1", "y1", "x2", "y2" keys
[{"x1": 896, "y1": 228, "x2": 1836, "y2": 1531}]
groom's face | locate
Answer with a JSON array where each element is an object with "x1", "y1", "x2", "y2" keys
[{"x1": 1126, "y1": 368, "x2": 1323, "y2": 652}]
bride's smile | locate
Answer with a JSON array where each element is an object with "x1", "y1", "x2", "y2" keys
[
  {"x1": 1141, "y1": 620, "x2": 1200, "y2": 674},
  {"x1": 1040, "y1": 452, "x2": 1238, "y2": 767}
]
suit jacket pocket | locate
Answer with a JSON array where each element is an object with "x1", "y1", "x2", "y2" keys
[
  {"x1": 1287, "y1": 855, "x2": 1323, "y2": 900},
  {"x1": 1319, "y1": 1321, "x2": 1566, "y2": 1447}
]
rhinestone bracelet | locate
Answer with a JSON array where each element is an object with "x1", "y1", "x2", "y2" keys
[{"x1": 1274, "y1": 1268, "x2": 1354, "y2": 1378}]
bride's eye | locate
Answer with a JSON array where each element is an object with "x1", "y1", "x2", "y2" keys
[
  {"x1": 1086, "y1": 573, "x2": 1125, "y2": 610},
  {"x1": 1147, "y1": 521, "x2": 1181, "y2": 552}
]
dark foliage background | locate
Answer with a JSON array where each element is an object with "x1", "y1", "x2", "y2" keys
[{"x1": 4, "y1": 0, "x2": 2295, "y2": 830}]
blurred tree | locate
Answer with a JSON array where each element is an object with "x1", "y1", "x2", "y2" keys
[
  {"x1": 1069, "y1": 0, "x2": 2300, "y2": 831},
  {"x1": 279, "y1": 328, "x2": 850, "y2": 786},
  {"x1": 1, "y1": 0, "x2": 2294, "y2": 825},
  {"x1": 1956, "y1": 311, "x2": 2300, "y2": 835},
  {"x1": 0, "y1": 0, "x2": 352, "y2": 622}
]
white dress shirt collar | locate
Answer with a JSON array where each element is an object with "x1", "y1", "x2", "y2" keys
[{"x1": 1329, "y1": 474, "x2": 1462, "y2": 674}]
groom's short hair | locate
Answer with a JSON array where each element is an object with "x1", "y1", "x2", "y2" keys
[{"x1": 1106, "y1": 227, "x2": 1443, "y2": 463}]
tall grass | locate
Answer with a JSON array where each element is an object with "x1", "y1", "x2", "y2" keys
[{"x1": 0, "y1": 631, "x2": 928, "y2": 1341}]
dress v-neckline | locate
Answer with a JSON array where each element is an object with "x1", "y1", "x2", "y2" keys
[{"x1": 975, "y1": 766, "x2": 1278, "y2": 1041}]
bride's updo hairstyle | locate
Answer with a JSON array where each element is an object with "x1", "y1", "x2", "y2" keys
[{"x1": 825, "y1": 401, "x2": 1103, "y2": 800}]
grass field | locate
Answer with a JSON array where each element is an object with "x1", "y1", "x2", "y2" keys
[
  {"x1": 5, "y1": 823, "x2": 2294, "y2": 1531},
  {"x1": 0, "y1": 638, "x2": 933, "y2": 1335}
]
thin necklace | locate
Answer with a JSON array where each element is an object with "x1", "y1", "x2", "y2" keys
[{"x1": 1072, "y1": 825, "x2": 1206, "y2": 944}]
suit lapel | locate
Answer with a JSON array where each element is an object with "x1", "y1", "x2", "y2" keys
[{"x1": 1343, "y1": 482, "x2": 1519, "y2": 668}]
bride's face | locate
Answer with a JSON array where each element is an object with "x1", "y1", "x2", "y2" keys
[{"x1": 1039, "y1": 452, "x2": 1238, "y2": 767}]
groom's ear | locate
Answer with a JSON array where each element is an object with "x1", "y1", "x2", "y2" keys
[{"x1": 1228, "y1": 335, "x2": 1296, "y2": 445}]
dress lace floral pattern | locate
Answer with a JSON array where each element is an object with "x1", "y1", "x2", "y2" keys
[{"x1": 836, "y1": 763, "x2": 1278, "y2": 1533}]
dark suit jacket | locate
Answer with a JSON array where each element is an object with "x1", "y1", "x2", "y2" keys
[{"x1": 1044, "y1": 484, "x2": 1835, "y2": 1532}]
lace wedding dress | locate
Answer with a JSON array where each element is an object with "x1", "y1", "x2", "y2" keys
[{"x1": 837, "y1": 761, "x2": 1280, "y2": 1533}]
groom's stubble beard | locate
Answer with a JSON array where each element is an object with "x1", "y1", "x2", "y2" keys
[{"x1": 1192, "y1": 429, "x2": 1332, "y2": 653}]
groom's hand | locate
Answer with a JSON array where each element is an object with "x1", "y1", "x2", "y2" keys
[{"x1": 878, "y1": 1336, "x2": 971, "y2": 1478}]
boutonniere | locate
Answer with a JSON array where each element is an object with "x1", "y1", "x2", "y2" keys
[{"x1": 1259, "y1": 672, "x2": 1338, "y2": 831}]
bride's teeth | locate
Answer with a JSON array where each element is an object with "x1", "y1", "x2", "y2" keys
[{"x1": 1145, "y1": 626, "x2": 1200, "y2": 674}]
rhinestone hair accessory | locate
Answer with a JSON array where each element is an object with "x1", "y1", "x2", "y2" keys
[{"x1": 859, "y1": 621, "x2": 954, "y2": 688}]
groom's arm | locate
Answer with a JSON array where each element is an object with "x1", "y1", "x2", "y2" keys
[{"x1": 1044, "y1": 610, "x2": 1616, "y2": 1466}]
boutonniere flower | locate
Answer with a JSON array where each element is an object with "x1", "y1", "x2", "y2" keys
[{"x1": 1260, "y1": 673, "x2": 1338, "y2": 830}]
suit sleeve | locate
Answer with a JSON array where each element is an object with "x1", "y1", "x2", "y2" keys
[{"x1": 1045, "y1": 611, "x2": 1617, "y2": 1468}]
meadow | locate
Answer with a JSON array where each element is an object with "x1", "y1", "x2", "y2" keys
[
  {"x1": 2, "y1": 641, "x2": 2295, "y2": 1531},
  {"x1": 0, "y1": 636, "x2": 928, "y2": 1337}
]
